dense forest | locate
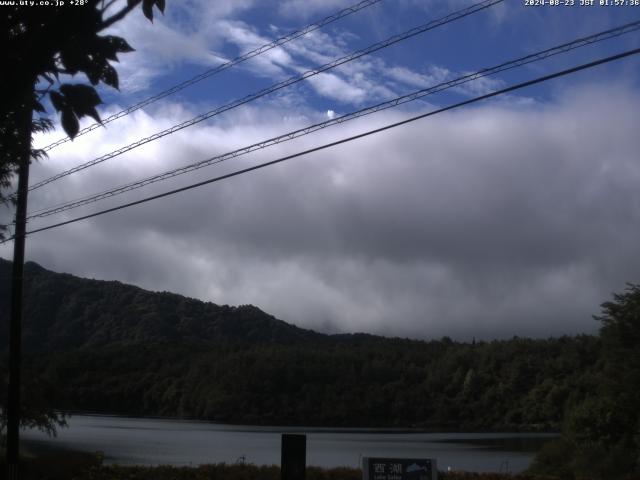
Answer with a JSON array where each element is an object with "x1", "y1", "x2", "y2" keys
[
  {"x1": 1, "y1": 258, "x2": 638, "y2": 477},
  {"x1": 19, "y1": 335, "x2": 600, "y2": 431},
  {"x1": 0, "y1": 258, "x2": 597, "y2": 430}
]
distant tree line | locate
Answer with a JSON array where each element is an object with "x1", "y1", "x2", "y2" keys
[
  {"x1": 528, "y1": 284, "x2": 640, "y2": 479},
  {"x1": 20, "y1": 335, "x2": 598, "y2": 432},
  {"x1": 1, "y1": 260, "x2": 638, "y2": 478}
]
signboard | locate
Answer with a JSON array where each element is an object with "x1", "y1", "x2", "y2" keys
[{"x1": 363, "y1": 457, "x2": 437, "y2": 480}]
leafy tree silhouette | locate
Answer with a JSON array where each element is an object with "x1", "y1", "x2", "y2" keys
[
  {"x1": 530, "y1": 284, "x2": 640, "y2": 479},
  {"x1": 0, "y1": 0, "x2": 165, "y2": 234},
  {"x1": 0, "y1": 0, "x2": 166, "y2": 474}
]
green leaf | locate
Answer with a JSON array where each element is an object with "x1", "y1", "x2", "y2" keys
[
  {"x1": 33, "y1": 118, "x2": 53, "y2": 134},
  {"x1": 84, "y1": 63, "x2": 102, "y2": 85},
  {"x1": 31, "y1": 148, "x2": 48, "y2": 162},
  {"x1": 59, "y1": 46, "x2": 88, "y2": 75},
  {"x1": 59, "y1": 84, "x2": 102, "y2": 108},
  {"x1": 61, "y1": 109, "x2": 79, "y2": 139},
  {"x1": 95, "y1": 36, "x2": 135, "y2": 62},
  {"x1": 142, "y1": 0, "x2": 154, "y2": 21},
  {"x1": 103, "y1": 35, "x2": 135, "y2": 53},
  {"x1": 33, "y1": 101, "x2": 46, "y2": 113},
  {"x1": 100, "y1": 46, "x2": 119, "y2": 62},
  {"x1": 85, "y1": 107, "x2": 102, "y2": 124},
  {"x1": 49, "y1": 91, "x2": 67, "y2": 112},
  {"x1": 100, "y1": 64, "x2": 119, "y2": 90},
  {"x1": 59, "y1": 84, "x2": 103, "y2": 123}
]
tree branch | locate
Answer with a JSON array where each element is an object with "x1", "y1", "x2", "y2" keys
[
  {"x1": 99, "y1": 0, "x2": 142, "y2": 31},
  {"x1": 36, "y1": 83, "x2": 54, "y2": 101},
  {"x1": 100, "y1": 0, "x2": 119, "y2": 15}
]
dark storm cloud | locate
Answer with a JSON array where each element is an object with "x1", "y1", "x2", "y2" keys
[{"x1": 3, "y1": 84, "x2": 639, "y2": 340}]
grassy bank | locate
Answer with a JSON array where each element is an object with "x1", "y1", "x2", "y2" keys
[
  {"x1": 67, "y1": 465, "x2": 640, "y2": 480},
  {"x1": 73, "y1": 464, "x2": 568, "y2": 480},
  {"x1": 3, "y1": 447, "x2": 639, "y2": 480},
  {"x1": 0, "y1": 458, "x2": 610, "y2": 480},
  {"x1": 0, "y1": 448, "x2": 102, "y2": 479}
]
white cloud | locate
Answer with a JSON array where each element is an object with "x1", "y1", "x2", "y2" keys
[
  {"x1": 101, "y1": 0, "x2": 255, "y2": 93},
  {"x1": 4, "y1": 0, "x2": 638, "y2": 343},
  {"x1": 387, "y1": 65, "x2": 450, "y2": 89},
  {"x1": 305, "y1": 72, "x2": 368, "y2": 104},
  {"x1": 278, "y1": 0, "x2": 354, "y2": 19},
  {"x1": 386, "y1": 64, "x2": 507, "y2": 98},
  {"x1": 4, "y1": 83, "x2": 639, "y2": 341},
  {"x1": 453, "y1": 74, "x2": 505, "y2": 96},
  {"x1": 283, "y1": 29, "x2": 349, "y2": 66}
]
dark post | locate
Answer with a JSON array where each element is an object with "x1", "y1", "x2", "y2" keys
[
  {"x1": 7, "y1": 90, "x2": 33, "y2": 480},
  {"x1": 281, "y1": 434, "x2": 306, "y2": 480}
]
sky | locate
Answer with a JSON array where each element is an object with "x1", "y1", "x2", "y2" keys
[{"x1": 2, "y1": 0, "x2": 640, "y2": 340}]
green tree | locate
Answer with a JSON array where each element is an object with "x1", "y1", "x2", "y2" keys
[
  {"x1": 592, "y1": 283, "x2": 640, "y2": 473},
  {"x1": 0, "y1": 0, "x2": 166, "y2": 235},
  {"x1": 0, "y1": 360, "x2": 66, "y2": 439},
  {"x1": 530, "y1": 284, "x2": 640, "y2": 479},
  {"x1": 0, "y1": 0, "x2": 168, "y2": 467}
]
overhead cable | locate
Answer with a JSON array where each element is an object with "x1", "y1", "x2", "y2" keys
[
  {"x1": 6, "y1": 47, "x2": 636, "y2": 242},
  {"x1": 29, "y1": 0, "x2": 502, "y2": 192},
  {"x1": 26, "y1": 20, "x2": 640, "y2": 219},
  {"x1": 40, "y1": 0, "x2": 385, "y2": 152}
]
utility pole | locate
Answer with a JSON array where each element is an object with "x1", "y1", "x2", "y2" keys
[{"x1": 6, "y1": 90, "x2": 33, "y2": 480}]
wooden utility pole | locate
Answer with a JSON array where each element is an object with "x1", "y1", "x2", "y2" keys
[{"x1": 6, "y1": 89, "x2": 33, "y2": 480}]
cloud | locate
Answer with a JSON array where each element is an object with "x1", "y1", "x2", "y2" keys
[
  {"x1": 305, "y1": 72, "x2": 368, "y2": 104},
  {"x1": 278, "y1": 0, "x2": 356, "y2": 19},
  {"x1": 4, "y1": 82, "x2": 639, "y2": 342},
  {"x1": 387, "y1": 65, "x2": 450, "y2": 89},
  {"x1": 387, "y1": 64, "x2": 507, "y2": 98},
  {"x1": 282, "y1": 29, "x2": 349, "y2": 67},
  {"x1": 399, "y1": 0, "x2": 509, "y2": 24},
  {"x1": 101, "y1": 0, "x2": 255, "y2": 93},
  {"x1": 282, "y1": 32, "x2": 397, "y2": 105},
  {"x1": 454, "y1": 73, "x2": 505, "y2": 96},
  {"x1": 214, "y1": 20, "x2": 301, "y2": 79},
  {"x1": 100, "y1": 0, "x2": 390, "y2": 103}
]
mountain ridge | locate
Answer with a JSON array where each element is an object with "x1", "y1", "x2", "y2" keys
[
  {"x1": 0, "y1": 257, "x2": 602, "y2": 430},
  {"x1": 0, "y1": 257, "x2": 328, "y2": 353}
]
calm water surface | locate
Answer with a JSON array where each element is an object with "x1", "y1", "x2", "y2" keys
[{"x1": 22, "y1": 415, "x2": 556, "y2": 473}]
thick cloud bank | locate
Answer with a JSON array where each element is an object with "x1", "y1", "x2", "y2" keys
[{"x1": 3, "y1": 83, "x2": 639, "y2": 340}]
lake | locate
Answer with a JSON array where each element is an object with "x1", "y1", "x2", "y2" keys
[{"x1": 22, "y1": 415, "x2": 556, "y2": 473}]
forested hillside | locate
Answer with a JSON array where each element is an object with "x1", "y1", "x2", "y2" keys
[
  {"x1": 0, "y1": 259, "x2": 322, "y2": 352},
  {"x1": 25, "y1": 336, "x2": 599, "y2": 431},
  {"x1": 0, "y1": 258, "x2": 600, "y2": 431}
]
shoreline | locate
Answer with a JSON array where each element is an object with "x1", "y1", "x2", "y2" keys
[
  {"x1": 53, "y1": 410, "x2": 560, "y2": 435},
  {"x1": 20, "y1": 416, "x2": 549, "y2": 474}
]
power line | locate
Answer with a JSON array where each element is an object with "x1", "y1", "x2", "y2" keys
[
  {"x1": 40, "y1": 0, "x2": 384, "y2": 152},
  {"x1": 8, "y1": 47, "x2": 638, "y2": 242},
  {"x1": 26, "y1": 20, "x2": 640, "y2": 219},
  {"x1": 31, "y1": 0, "x2": 500, "y2": 190},
  {"x1": 28, "y1": 0, "x2": 502, "y2": 192}
]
